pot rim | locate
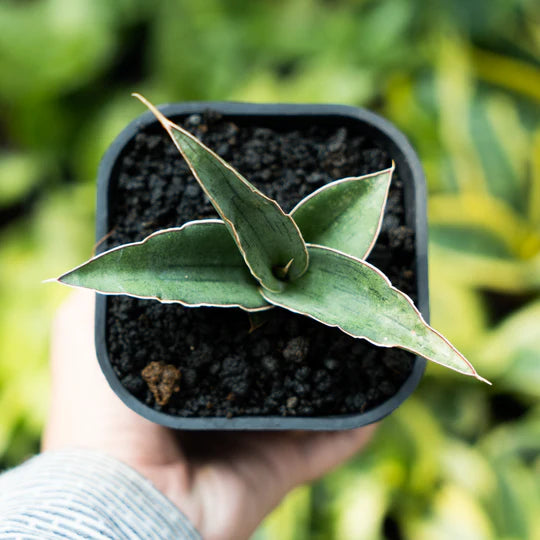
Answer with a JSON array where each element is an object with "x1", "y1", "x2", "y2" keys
[{"x1": 95, "y1": 101, "x2": 428, "y2": 430}]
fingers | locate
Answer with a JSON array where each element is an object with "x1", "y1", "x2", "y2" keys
[
  {"x1": 183, "y1": 426, "x2": 376, "y2": 540},
  {"x1": 247, "y1": 426, "x2": 376, "y2": 491},
  {"x1": 288, "y1": 424, "x2": 377, "y2": 484},
  {"x1": 182, "y1": 425, "x2": 376, "y2": 499}
]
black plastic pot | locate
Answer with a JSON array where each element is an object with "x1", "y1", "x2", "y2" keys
[{"x1": 95, "y1": 102, "x2": 428, "y2": 430}]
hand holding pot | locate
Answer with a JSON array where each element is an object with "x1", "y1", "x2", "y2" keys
[{"x1": 43, "y1": 290, "x2": 375, "y2": 540}]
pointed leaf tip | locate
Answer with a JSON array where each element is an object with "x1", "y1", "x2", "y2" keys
[
  {"x1": 56, "y1": 220, "x2": 269, "y2": 311},
  {"x1": 132, "y1": 93, "x2": 173, "y2": 130},
  {"x1": 133, "y1": 93, "x2": 309, "y2": 292},
  {"x1": 262, "y1": 245, "x2": 488, "y2": 382},
  {"x1": 291, "y1": 165, "x2": 394, "y2": 260}
]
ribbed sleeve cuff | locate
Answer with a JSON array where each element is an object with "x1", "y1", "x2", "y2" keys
[{"x1": 0, "y1": 450, "x2": 201, "y2": 539}]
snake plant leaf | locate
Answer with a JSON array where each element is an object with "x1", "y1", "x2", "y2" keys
[
  {"x1": 291, "y1": 165, "x2": 394, "y2": 259},
  {"x1": 56, "y1": 220, "x2": 269, "y2": 311},
  {"x1": 132, "y1": 93, "x2": 308, "y2": 293},
  {"x1": 261, "y1": 245, "x2": 490, "y2": 383}
]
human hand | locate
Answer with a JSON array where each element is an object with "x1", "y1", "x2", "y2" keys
[{"x1": 43, "y1": 290, "x2": 376, "y2": 540}]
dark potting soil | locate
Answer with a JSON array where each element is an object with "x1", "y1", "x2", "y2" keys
[{"x1": 104, "y1": 111, "x2": 417, "y2": 418}]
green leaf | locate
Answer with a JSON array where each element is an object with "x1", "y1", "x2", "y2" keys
[
  {"x1": 430, "y1": 224, "x2": 513, "y2": 258},
  {"x1": 428, "y1": 189, "x2": 538, "y2": 260},
  {"x1": 291, "y1": 165, "x2": 394, "y2": 259},
  {"x1": 480, "y1": 300, "x2": 540, "y2": 395},
  {"x1": 56, "y1": 220, "x2": 269, "y2": 311},
  {"x1": 261, "y1": 245, "x2": 489, "y2": 382},
  {"x1": 0, "y1": 152, "x2": 41, "y2": 207},
  {"x1": 133, "y1": 93, "x2": 308, "y2": 293}
]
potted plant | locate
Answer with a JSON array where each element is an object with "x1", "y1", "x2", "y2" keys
[{"x1": 53, "y1": 95, "x2": 489, "y2": 430}]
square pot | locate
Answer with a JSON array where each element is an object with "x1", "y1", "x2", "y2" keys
[{"x1": 95, "y1": 102, "x2": 428, "y2": 430}]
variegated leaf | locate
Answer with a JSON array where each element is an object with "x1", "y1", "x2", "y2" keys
[
  {"x1": 133, "y1": 93, "x2": 308, "y2": 292},
  {"x1": 291, "y1": 165, "x2": 394, "y2": 259},
  {"x1": 57, "y1": 220, "x2": 269, "y2": 311},
  {"x1": 261, "y1": 245, "x2": 490, "y2": 383}
]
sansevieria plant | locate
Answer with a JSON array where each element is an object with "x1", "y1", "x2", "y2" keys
[{"x1": 55, "y1": 94, "x2": 489, "y2": 384}]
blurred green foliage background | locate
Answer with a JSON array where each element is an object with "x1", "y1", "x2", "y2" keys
[{"x1": 0, "y1": 0, "x2": 538, "y2": 538}]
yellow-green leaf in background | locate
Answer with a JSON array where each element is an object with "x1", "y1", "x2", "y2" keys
[
  {"x1": 479, "y1": 300, "x2": 540, "y2": 395},
  {"x1": 257, "y1": 486, "x2": 311, "y2": 540},
  {"x1": 469, "y1": 92, "x2": 531, "y2": 212},
  {"x1": 472, "y1": 48, "x2": 540, "y2": 104},
  {"x1": 404, "y1": 484, "x2": 494, "y2": 540},
  {"x1": 428, "y1": 192, "x2": 540, "y2": 292},
  {"x1": 529, "y1": 130, "x2": 540, "y2": 228},
  {"x1": 0, "y1": 153, "x2": 41, "y2": 208}
]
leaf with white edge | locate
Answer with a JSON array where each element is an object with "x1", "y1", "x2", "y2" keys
[
  {"x1": 57, "y1": 220, "x2": 269, "y2": 311},
  {"x1": 261, "y1": 245, "x2": 490, "y2": 383},
  {"x1": 132, "y1": 93, "x2": 308, "y2": 293},
  {"x1": 291, "y1": 165, "x2": 394, "y2": 259}
]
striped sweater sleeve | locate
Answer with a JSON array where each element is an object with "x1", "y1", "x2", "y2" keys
[{"x1": 0, "y1": 450, "x2": 202, "y2": 540}]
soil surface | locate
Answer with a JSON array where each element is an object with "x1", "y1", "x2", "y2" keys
[{"x1": 104, "y1": 111, "x2": 417, "y2": 417}]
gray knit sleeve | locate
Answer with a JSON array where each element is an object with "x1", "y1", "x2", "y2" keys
[{"x1": 0, "y1": 450, "x2": 202, "y2": 539}]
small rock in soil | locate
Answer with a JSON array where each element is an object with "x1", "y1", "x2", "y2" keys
[
  {"x1": 141, "y1": 361, "x2": 181, "y2": 406},
  {"x1": 282, "y1": 336, "x2": 309, "y2": 363},
  {"x1": 262, "y1": 355, "x2": 279, "y2": 372},
  {"x1": 286, "y1": 396, "x2": 298, "y2": 409}
]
